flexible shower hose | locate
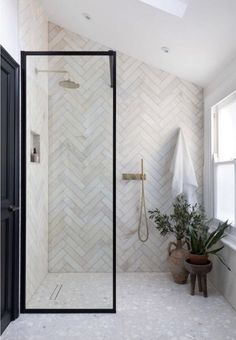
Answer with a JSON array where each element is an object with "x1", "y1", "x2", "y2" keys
[{"x1": 138, "y1": 159, "x2": 149, "y2": 242}]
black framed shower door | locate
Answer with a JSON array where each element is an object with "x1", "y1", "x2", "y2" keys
[{"x1": 21, "y1": 50, "x2": 116, "y2": 313}]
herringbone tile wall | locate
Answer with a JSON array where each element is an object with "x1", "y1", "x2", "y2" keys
[
  {"x1": 48, "y1": 55, "x2": 113, "y2": 272},
  {"x1": 19, "y1": 0, "x2": 49, "y2": 301},
  {"x1": 48, "y1": 22, "x2": 203, "y2": 273}
]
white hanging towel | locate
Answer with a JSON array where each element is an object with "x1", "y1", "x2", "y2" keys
[{"x1": 170, "y1": 128, "x2": 198, "y2": 205}]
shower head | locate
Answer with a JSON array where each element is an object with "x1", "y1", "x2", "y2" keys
[
  {"x1": 35, "y1": 68, "x2": 80, "y2": 89},
  {"x1": 59, "y1": 79, "x2": 80, "y2": 89}
]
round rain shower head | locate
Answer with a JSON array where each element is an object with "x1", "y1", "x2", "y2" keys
[{"x1": 59, "y1": 79, "x2": 80, "y2": 89}]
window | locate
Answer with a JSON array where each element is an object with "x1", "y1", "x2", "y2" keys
[
  {"x1": 212, "y1": 92, "x2": 236, "y2": 227},
  {"x1": 138, "y1": 0, "x2": 189, "y2": 18}
]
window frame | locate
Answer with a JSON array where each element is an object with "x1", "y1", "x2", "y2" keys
[
  {"x1": 211, "y1": 91, "x2": 236, "y2": 231},
  {"x1": 213, "y1": 159, "x2": 236, "y2": 226}
]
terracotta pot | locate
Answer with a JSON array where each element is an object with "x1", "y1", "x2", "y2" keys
[
  {"x1": 168, "y1": 239, "x2": 189, "y2": 284},
  {"x1": 188, "y1": 253, "x2": 208, "y2": 265}
]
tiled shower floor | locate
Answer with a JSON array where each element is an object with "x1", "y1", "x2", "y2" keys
[
  {"x1": 3, "y1": 273, "x2": 236, "y2": 340},
  {"x1": 27, "y1": 273, "x2": 113, "y2": 309}
]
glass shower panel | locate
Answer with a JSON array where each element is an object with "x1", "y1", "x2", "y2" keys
[{"x1": 25, "y1": 53, "x2": 114, "y2": 310}]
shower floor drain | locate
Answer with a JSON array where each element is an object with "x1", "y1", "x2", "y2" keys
[{"x1": 50, "y1": 284, "x2": 63, "y2": 300}]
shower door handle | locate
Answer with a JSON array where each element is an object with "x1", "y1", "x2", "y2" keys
[{"x1": 8, "y1": 205, "x2": 20, "y2": 212}]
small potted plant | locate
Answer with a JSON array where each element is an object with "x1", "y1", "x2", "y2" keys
[
  {"x1": 149, "y1": 196, "x2": 203, "y2": 284},
  {"x1": 186, "y1": 220, "x2": 231, "y2": 270}
]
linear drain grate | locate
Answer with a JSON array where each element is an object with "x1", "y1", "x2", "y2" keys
[{"x1": 50, "y1": 284, "x2": 63, "y2": 300}]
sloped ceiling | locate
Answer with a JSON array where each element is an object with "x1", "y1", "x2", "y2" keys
[{"x1": 39, "y1": 0, "x2": 236, "y2": 86}]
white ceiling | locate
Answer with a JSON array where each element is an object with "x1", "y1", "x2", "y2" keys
[{"x1": 39, "y1": 0, "x2": 236, "y2": 87}]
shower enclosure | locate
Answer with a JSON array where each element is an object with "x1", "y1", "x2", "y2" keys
[{"x1": 21, "y1": 51, "x2": 116, "y2": 313}]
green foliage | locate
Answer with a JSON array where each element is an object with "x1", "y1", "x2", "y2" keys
[
  {"x1": 149, "y1": 196, "x2": 205, "y2": 241},
  {"x1": 149, "y1": 196, "x2": 231, "y2": 270},
  {"x1": 186, "y1": 220, "x2": 231, "y2": 270}
]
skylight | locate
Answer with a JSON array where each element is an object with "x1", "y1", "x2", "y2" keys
[{"x1": 138, "y1": 0, "x2": 189, "y2": 18}]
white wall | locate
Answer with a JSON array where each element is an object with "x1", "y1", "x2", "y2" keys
[
  {"x1": 49, "y1": 22, "x2": 204, "y2": 273},
  {"x1": 204, "y1": 57, "x2": 236, "y2": 310},
  {"x1": 2, "y1": 0, "x2": 203, "y2": 289},
  {"x1": 1, "y1": 0, "x2": 49, "y2": 304},
  {"x1": 0, "y1": 0, "x2": 20, "y2": 62},
  {"x1": 1, "y1": 0, "x2": 49, "y2": 303},
  {"x1": 18, "y1": 0, "x2": 49, "y2": 303}
]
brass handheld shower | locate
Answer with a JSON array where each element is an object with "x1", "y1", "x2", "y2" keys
[
  {"x1": 122, "y1": 159, "x2": 149, "y2": 242},
  {"x1": 138, "y1": 159, "x2": 149, "y2": 242}
]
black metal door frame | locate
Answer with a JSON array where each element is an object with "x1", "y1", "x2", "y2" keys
[
  {"x1": 1, "y1": 46, "x2": 20, "y2": 333},
  {"x1": 20, "y1": 50, "x2": 116, "y2": 313}
]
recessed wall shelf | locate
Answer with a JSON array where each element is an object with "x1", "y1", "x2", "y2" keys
[{"x1": 30, "y1": 131, "x2": 40, "y2": 163}]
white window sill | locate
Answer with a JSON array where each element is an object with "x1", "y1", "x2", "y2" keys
[
  {"x1": 221, "y1": 233, "x2": 236, "y2": 251},
  {"x1": 209, "y1": 225, "x2": 236, "y2": 252}
]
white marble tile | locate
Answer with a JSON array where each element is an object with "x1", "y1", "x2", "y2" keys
[{"x1": 3, "y1": 273, "x2": 236, "y2": 340}]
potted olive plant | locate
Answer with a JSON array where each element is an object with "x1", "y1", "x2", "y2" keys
[{"x1": 149, "y1": 196, "x2": 204, "y2": 284}]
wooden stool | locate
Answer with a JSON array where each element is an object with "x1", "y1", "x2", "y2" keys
[{"x1": 184, "y1": 259, "x2": 212, "y2": 297}]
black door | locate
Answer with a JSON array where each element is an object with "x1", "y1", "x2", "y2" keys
[{"x1": 1, "y1": 46, "x2": 20, "y2": 334}]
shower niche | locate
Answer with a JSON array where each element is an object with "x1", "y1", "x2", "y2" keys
[
  {"x1": 21, "y1": 51, "x2": 116, "y2": 313},
  {"x1": 30, "y1": 131, "x2": 40, "y2": 163}
]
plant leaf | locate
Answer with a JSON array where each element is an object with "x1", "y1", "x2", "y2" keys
[
  {"x1": 206, "y1": 221, "x2": 230, "y2": 250},
  {"x1": 215, "y1": 254, "x2": 231, "y2": 271},
  {"x1": 207, "y1": 245, "x2": 224, "y2": 254}
]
